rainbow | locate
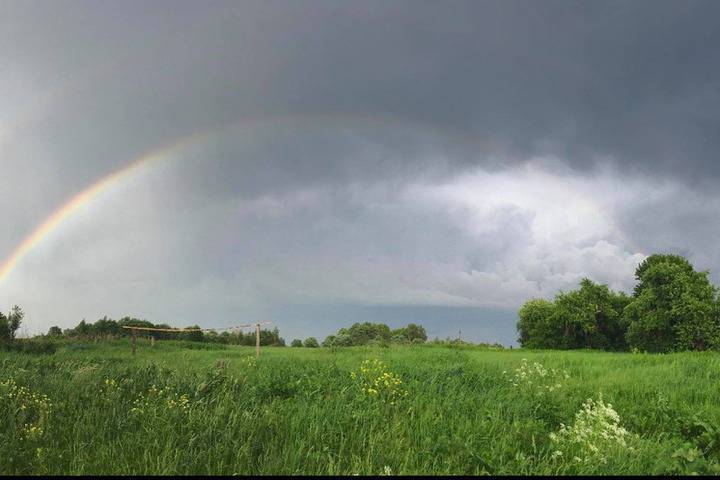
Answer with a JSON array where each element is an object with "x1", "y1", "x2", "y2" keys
[
  {"x1": 0, "y1": 110, "x2": 646, "y2": 287},
  {"x1": 0, "y1": 112, "x2": 458, "y2": 284},
  {"x1": 0, "y1": 131, "x2": 205, "y2": 283}
]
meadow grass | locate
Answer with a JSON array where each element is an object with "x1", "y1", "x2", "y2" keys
[{"x1": 2, "y1": 339, "x2": 720, "y2": 475}]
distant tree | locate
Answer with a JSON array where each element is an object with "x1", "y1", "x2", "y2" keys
[
  {"x1": 229, "y1": 331, "x2": 244, "y2": 345},
  {"x1": 182, "y1": 325, "x2": 204, "y2": 342},
  {"x1": 344, "y1": 322, "x2": 391, "y2": 346},
  {"x1": 253, "y1": 328, "x2": 285, "y2": 346},
  {"x1": 93, "y1": 316, "x2": 121, "y2": 337},
  {"x1": 271, "y1": 327, "x2": 286, "y2": 346},
  {"x1": 303, "y1": 337, "x2": 319, "y2": 348},
  {"x1": 47, "y1": 326, "x2": 63, "y2": 337},
  {"x1": 117, "y1": 317, "x2": 157, "y2": 337},
  {"x1": 402, "y1": 323, "x2": 427, "y2": 343},
  {"x1": 0, "y1": 311, "x2": 9, "y2": 342},
  {"x1": 7, "y1": 306, "x2": 23, "y2": 341},
  {"x1": 205, "y1": 331, "x2": 220, "y2": 343},
  {"x1": 69, "y1": 319, "x2": 92, "y2": 338},
  {"x1": 322, "y1": 333, "x2": 353, "y2": 347},
  {"x1": 0, "y1": 306, "x2": 24, "y2": 342},
  {"x1": 625, "y1": 254, "x2": 720, "y2": 352},
  {"x1": 291, "y1": 339, "x2": 303, "y2": 347},
  {"x1": 391, "y1": 333, "x2": 407, "y2": 344}
]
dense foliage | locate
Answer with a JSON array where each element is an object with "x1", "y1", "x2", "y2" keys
[
  {"x1": 322, "y1": 322, "x2": 428, "y2": 347},
  {"x1": 8, "y1": 312, "x2": 438, "y2": 350},
  {"x1": 518, "y1": 254, "x2": 720, "y2": 352}
]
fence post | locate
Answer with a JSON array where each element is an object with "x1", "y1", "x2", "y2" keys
[
  {"x1": 131, "y1": 329, "x2": 137, "y2": 355},
  {"x1": 256, "y1": 323, "x2": 260, "y2": 358}
]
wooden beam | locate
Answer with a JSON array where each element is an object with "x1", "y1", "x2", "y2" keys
[
  {"x1": 255, "y1": 323, "x2": 260, "y2": 358},
  {"x1": 120, "y1": 323, "x2": 270, "y2": 333}
]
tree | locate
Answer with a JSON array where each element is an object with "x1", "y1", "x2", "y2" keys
[
  {"x1": 7, "y1": 306, "x2": 23, "y2": 340},
  {"x1": 553, "y1": 279, "x2": 629, "y2": 350},
  {"x1": 403, "y1": 323, "x2": 428, "y2": 342},
  {"x1": 343, "y1": 322, "x2": 391, "y2": 346},
  {"x1": 0, "y1": 306, "x2": 24, "y2": 342},
  {"x1": 270, "y1": 327, "x2": 286, "y2": 346},
  {"x1": 625, "y1": 254, "x2": 720, "y2": 352},
  {"x1": 69, "y1": 319, "x2": 92, "y2": 338},
  {"x1": 391, "y1": 333, "x2": 407, "y2": 344},
  {"x1": 47, "y1": 326, "x2": 63, "y2": 337},
  {"x1": 291, "y1": 339, "x2": 303, "y2": 347},
  {"x1": 0, "y1": 311, "x2": 8, "y2": 341},
  {"x1": 392, "y1": 323, "x2": 428, "y2": 344},
  {"x1": 182, "y1": 325, "x2": 204, "y2": 342},
  {"x1": 303, "y1": 337, "x2": 319, "y2": 348},
  {"x1": 93, "y1": 316, "x2": 121, "y2": 337},
  {"x1": 517, "y1": 280, "x2": 630, "y2": 350},
  {"x1": 517, "y1": 298, "x2": 559, "y2": 349},
  {"x1": 323, "y1": 333, "x2": 352, "y2": 347}
]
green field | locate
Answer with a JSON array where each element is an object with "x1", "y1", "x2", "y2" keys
[{"x1": 3, "y1": 341, "x2": 720, "y2": 475}]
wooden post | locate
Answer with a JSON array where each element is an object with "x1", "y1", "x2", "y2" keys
[
  {"x1": 256, "y1": 323, "x2": 260, "y2": 358},
  {"x1": 151, "y1": 336, "x2": 155, "y2": 348},
  {"x1": 131, "y1": 329, "x2": 137, "y2": 355}
]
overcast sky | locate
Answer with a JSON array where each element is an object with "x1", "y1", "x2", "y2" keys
[{"x1": 2, "y1": 0, "x2": 720, "y2": 344}]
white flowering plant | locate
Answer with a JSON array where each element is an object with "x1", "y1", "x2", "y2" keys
[
  {"x1": 549, "y1": 396, "x2": 637, "y2": 471},
  {"x1": 504, "y1": 359, "x2": 569, "y2": 396}
]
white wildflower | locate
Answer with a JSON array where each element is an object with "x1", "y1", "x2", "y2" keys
[
  {"x1": 549, "y1": 396, "x2": 635, "y2": 466},
  {"x1": 504, "y1": 359, "x2": 569, "y2": 395}
]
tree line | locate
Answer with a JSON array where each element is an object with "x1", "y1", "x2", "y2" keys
[
  {"x1": 44, "y1": 316, "x2": 286, "y2": 346},
  {"x1": 35, "y1": 317, "x2": 438, "y2": 349},
  {"x1": 517, "y1": 254, "x2": 720, "y2": 352},
  {"x1": 5, "y1": 307, "x2": 503, "y2": 351},
  {"x1": 321, "y1": 322, "x2": 428, "y2": 347}
]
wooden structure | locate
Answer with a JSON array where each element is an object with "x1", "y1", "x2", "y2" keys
[{"x1": 122, "y1": 321, "x2": 272, "y2": 357}]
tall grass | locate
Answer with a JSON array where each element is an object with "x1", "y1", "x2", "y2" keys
[{"x1": 2, "y1": 340, "x2": 720, "y2": 474}]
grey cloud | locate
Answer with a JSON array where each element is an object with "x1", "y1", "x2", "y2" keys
[
  {"x1": 2, "y1": 1, "x2": 720, "y2": 340},
  {"x1": 4, "y1": 0, "x2": 720, "y2": 191}
]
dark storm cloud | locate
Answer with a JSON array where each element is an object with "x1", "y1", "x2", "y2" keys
[
  {"x1": 2, "y1": 0, "x2": 720, "y2": 337},
  {"x1": 5, "y1": 0, "x2": 720, "y2": 191}
]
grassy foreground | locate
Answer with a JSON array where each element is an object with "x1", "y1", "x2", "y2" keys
[{"x1": 2, "y1": 340, "x2": 720, "y2": 475}]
